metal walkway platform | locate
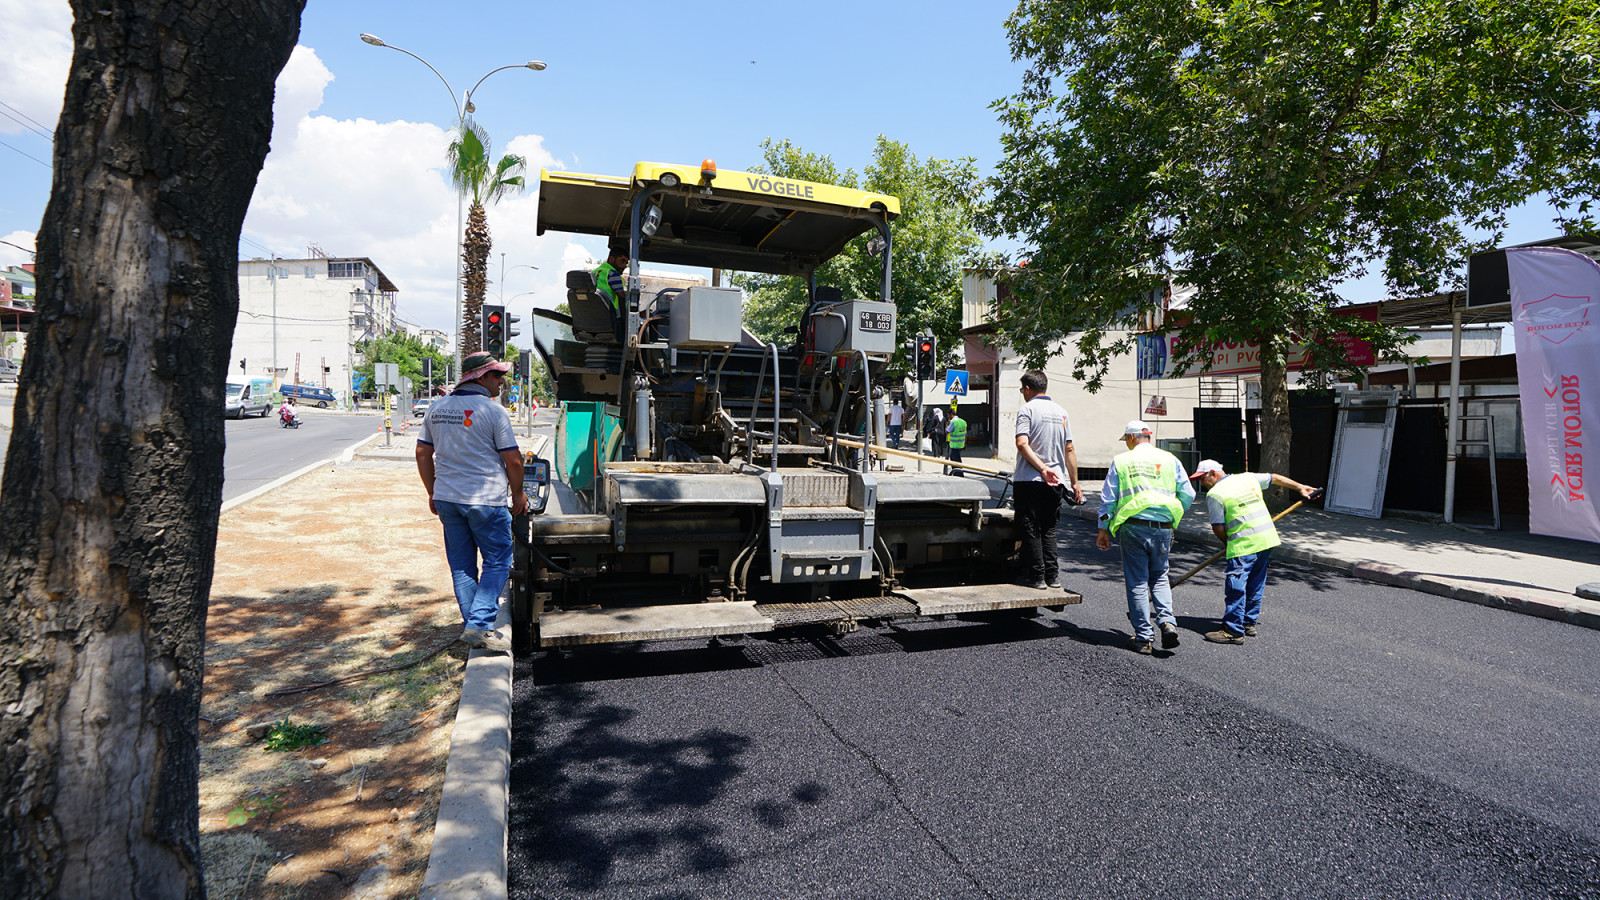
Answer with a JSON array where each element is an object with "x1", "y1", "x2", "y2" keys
[{"x1": 895, "y1": 583, "x2": 1083, "y2": 615}]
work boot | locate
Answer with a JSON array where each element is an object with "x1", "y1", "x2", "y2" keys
[
  {"x1": 1244, "y1": 624, "x2": 1258, "y2": 637},
  {"x1": 1160, "y1": 622, "x2": 1180, "y2": 649},
  {"x1": 1128, "y1": 637, "x2": 1154, "y2": 655},
  {"x1": 1204, "y1": 628, "x2": 1245, "y2": 645},
  {"x1": 460, "y1": 628, "x2": 511, "y2": 653}
]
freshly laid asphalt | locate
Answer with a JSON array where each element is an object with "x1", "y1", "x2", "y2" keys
[{"x1": 506, "y1": 514, "x2": 1600, "y2": 900}]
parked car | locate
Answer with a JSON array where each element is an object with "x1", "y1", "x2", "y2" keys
[
  {"x1": 412, "y1": 397, "x2": 432, "y2": 417},
  {"x1": 225, "y1": 380, "x2": 273, "y2": 418},
  {"x1": 0, "y1": 358, "x2": 18, "y2": 383},
  {"x1": 279, "y1": 383, "x2": 336, "y2": 408}
]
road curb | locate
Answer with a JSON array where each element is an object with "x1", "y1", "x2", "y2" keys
[
  {"x1": 420, "y1": 433, "x2": 550, "y2": 900},
  {"x1": 1063, "y1": 503, "x2": 1600, "y2": 633},
  {"x1": 419, "y1": 605, "x2": 513, "y2": 900}
]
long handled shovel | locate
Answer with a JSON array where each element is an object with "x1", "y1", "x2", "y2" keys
[{"x1": 1170, "y1": 488, "x2": 1325, "y2": 588}]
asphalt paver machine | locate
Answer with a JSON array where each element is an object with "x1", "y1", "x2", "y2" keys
[{"x1": 515, "y1": 161, "x2": 1080, "y2": 650}]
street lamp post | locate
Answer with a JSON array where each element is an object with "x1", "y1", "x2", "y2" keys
[
  {"x1": 359, "y1": 33, "x2": 545, "y2": 376},
  {"x1": 499, "y1": 257, "x2": 540, "y2": 304}
]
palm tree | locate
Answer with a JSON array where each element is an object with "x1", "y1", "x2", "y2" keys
[{"x1": 448, "y1": 118, "x2": 526, "y2": 352}]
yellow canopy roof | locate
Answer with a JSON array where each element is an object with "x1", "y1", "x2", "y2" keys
[{"x1": 537, "y1": 162, "x2": 900, "y2": 277}]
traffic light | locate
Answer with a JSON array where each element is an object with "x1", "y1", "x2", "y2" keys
[
  {"x1": 505, "y1": 310, "x2": 521, "y2": 341},
  {"x1": 516, "y1": 349, "x2": 531, "y2": 379},
  {"x1": 422, "y1": 357, "x2": 433, "y2": 385},
  {"x1": 481, "y1": 304, "x2": 506, "y2": 358},
  {"x1": 915, "y1": 334, "x2": 936, "y2": 379}
]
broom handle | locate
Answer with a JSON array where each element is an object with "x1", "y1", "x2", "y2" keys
[{"x1": 1169, "y1": 489, "x2": 1324, "y2": 588}]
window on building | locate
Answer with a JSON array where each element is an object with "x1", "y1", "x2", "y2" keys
[
  {"x1": 328, "y1": 261, "x2": 368, "y2": 280},
  {"x1": 304, "y1": 266, "x2": 315, "y2": 278}
]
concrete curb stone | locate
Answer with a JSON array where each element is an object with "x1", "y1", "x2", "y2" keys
[{"x1": 419, "y1": 432, "x2": 549, "y2": 900}]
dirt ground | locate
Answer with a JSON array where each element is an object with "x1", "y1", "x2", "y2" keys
[{"x1": 199, "y1": 456, "x2": 469, "y2": 900}]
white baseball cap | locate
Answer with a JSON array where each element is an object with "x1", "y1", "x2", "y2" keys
[
  {"x1": 1122, "y1": 419, "x2": 1153, "y2": 436},
  {"x1": 1190, "y1": 459, "x2": 1226, "y2": 480}
]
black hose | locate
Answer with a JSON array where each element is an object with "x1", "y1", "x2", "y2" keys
[{"x1": 532, "y1": 544, "x2": 585, "y2": 578}]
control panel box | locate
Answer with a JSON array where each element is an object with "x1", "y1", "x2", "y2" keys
[
  {"x1": 810, "y1": 299, "x2": 897, "y2": 356},
  {"x1": 668, "y1": 286, "x2": 744, "y2": 349}
]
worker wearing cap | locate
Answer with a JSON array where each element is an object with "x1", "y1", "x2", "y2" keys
[
  {"x1": 415, "y1": 350, "x2": 528, "y2": 653},
  {"x1": 1190, "y1": 460, "x2": 1318, "y2": 644},
  {"x1": 1097, "y1": 420, "x2": 1195, "y2": 654}
]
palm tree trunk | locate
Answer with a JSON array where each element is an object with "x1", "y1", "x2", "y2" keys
[{"x1": 462, "y1": 203, "x2": 490, "y2": 352}]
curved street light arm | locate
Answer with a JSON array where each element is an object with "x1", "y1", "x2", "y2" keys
[
  {"x1": 463, "y1": 63, "x2": 546, "y2": 114},
  {"x1": 364, "y1": 39, "x2": 461, "y2": 120}
]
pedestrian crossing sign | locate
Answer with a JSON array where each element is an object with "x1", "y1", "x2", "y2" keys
[{"x1": 945, "y1": 369, "x2": 969, "y2": 396}]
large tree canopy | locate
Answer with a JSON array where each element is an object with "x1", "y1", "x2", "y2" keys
[
  {"x1": 736, "y1": 136, "x2": 984, "y2": 374},
  {"x1": 986, "y1": 0, "x2": 1600, "y2": 474}
]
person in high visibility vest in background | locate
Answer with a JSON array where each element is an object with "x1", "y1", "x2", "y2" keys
[
  {"x1": 945, "y1": 405, "x2": 968, "y2": 474},
  {"x1": 1190, "y1": 459, "x2": 1318, "y2": 645},
  {"x1": 592, "y1": 247, "x2": 629, "y2": 314},
  {"x1": 1096, "y1": 420, "x2": 1195, "y2": 655}
]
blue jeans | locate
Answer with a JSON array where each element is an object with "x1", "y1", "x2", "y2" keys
[
  {"x1": 888, "y1": 424, "x2": 903, "y2": 448},
  {"x1": 1222, "y1": 549, "x2": 1273, "y2": 635},
  {"x1": 1117, "y1": 521, "x2": 1175, "y2": 643},
  {"x1": 436, "y1": 500, "x2": 513, "y2": 632}
]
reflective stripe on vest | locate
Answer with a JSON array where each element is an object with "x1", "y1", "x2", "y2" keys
[
  {"x1": 593, "y1": 262, "x2": 623, "y2": 312},
  {"x1": 1207, "y1": 473, "x2": 1281, "y2": 558},
  {"x1": 1106, "y1": 444, "x2": 1185, "y2": 537},
  {"x1": 947, "y1": 417, "x2": 968, "y2": 449}
]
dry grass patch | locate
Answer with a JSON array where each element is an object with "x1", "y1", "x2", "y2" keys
[{"x1": 200, "y1": 462, "x2": 470, "y2": 899}]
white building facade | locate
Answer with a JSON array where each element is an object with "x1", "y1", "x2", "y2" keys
[{"x1": 234, "y1": 256, "x2": 399, "y2": 407}]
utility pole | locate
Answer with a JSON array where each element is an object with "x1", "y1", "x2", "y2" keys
[{"x1": 269, "y1": 252, "x2": 279, "y2": 384}]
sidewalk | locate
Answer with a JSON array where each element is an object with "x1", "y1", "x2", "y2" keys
[{"x1": 1065, "y1": 478, "x2": 1600, "y2": 631}]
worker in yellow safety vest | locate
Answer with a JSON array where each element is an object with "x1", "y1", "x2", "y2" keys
[
  {"x1": 592, "y1": 248, "x2": 628, "y2": 315},
  {"x1": 1096, "y1": 420, "x2": 1195, "y2": 654},
  {"x1": 1190, "y1": 459, "x2": 1318, "y2": 645},
  {"x1": 945, "y1": 407, "x2": 968, "y2": 474}
]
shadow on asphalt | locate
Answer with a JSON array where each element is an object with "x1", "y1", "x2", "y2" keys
[{"x1": 509, "y1": 678, "x2": 772, "y2": 892}]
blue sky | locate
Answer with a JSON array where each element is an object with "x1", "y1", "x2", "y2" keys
[
  {"x1": 0, "y1": 0, "x2": 1031, "y2": 336},
  {"x1": 0, "y1": 0, "x2": 1567, "y2": 339}
]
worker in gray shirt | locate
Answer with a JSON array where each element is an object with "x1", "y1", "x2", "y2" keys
[
  {"x1": 1012, "y1": 370, "x2": 1082, "y2": 589},
  {"x1": 415, "y1": 351, "x2": 527, "y2": 652}
]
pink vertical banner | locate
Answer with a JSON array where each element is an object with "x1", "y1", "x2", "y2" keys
[{"x1": 1507, "y1": 247, "x2": 1600, "y2": 543}]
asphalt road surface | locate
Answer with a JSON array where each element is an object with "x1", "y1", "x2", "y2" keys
[
  {"x1": 509, "y1": 514, "x2": 1600, "y2": 900},
  {"x1": 223, "y1": 409, "x2": 378, "y2": 502}
]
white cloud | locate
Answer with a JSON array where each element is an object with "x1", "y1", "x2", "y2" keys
[
  {"x1": 0, "y1": 12, "x2": 602, "y2": 338},
  {"x1": 237, "y1": 47, "x2": 597, "y2": 336},
  {"x1": 0, "y1": 0, "x2": 71, "y2": 138},
  {"x1": 0, "y1": 230, "x2": 35, "y2": 267}
]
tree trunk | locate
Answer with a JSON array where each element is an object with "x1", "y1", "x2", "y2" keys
[
  {"x1": 0, "y1": 3, "x2": 302, "y2": 897},
  {"x1": 462, "y1": 203, "x2": 489, "y2": 353},
  {"x1": 1257, "y1": 331, "x2": 1295, "y2": 510}
]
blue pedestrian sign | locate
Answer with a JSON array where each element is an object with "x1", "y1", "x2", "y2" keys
[{"x1": 945, "y1": 369, "x2": 969, "y2": 396}]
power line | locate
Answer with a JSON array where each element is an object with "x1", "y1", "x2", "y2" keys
[
  {"x1": 0, "y1": 99, "x2": 53, "y2": 136},
  {"x1": 0, "y1": 136, "x2": 49, "y2": 167},
  {"x1": 0, "y1": 107, "x2": 51, "y2": 141}
]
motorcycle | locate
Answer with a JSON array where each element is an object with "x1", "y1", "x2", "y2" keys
[{"x1": 279, "y1": 411, "x2": 302, "y2": 429}]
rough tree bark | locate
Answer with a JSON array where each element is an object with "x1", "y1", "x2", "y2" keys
[
  {"x1": 462, "y1": 202, "x2": 489, "y2": 353},
  {"x1": 1257, "y1": 333, "x2": 1295, "y2": 509},
  {"x1": 0, "y1": 3, "x2": 302, "y2": 897}
]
